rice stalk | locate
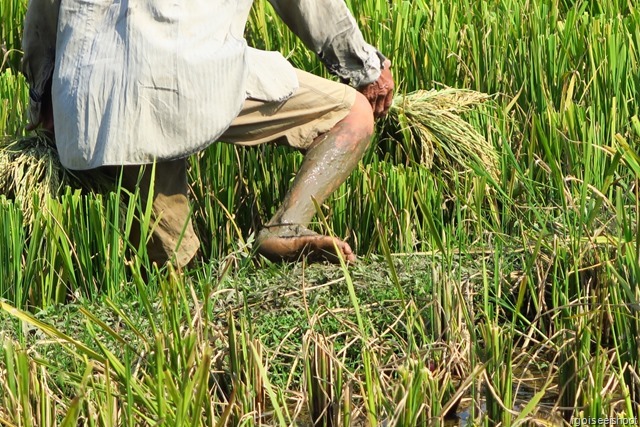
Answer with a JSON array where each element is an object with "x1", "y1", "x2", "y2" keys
[
  {"x1": 388, "y1": 88, "x2": 499, "y2": 181},
  {"x1": 303, "y1": 331, "x2": 344, "y2": 427},
  {"x1": 3, "y1": 341, "x2": 53, "y2": 425}
]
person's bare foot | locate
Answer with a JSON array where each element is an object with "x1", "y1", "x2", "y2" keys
[{"x1": 256, "y1": 225, "x2": 356, "y2": 264}]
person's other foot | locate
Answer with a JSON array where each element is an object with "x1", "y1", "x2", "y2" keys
[{"x1": 256, "y1": 225, "x2": 356, "y2": 264}]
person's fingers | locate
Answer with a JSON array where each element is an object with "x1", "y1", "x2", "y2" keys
[
  {"x1": 371, "y1": 82, "x2": 395, "y2": 118},
  {"x1": 358, "y1": 65, "x2": 395, "y2": 117},
  {"x1": 358, "y1": 85, "x2": 376, "y2": 110}
]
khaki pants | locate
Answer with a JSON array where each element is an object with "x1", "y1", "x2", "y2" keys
[{"x1": 121, "y1": 70, "x2": 357, "y2": 267}]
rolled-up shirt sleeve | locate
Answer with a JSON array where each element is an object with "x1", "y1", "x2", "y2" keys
[
  {"x1": 21, "y1": 0, "x2": 60, "y2": 125},
  {"x1": 267, "y1": 0, "x2": 384, "y2": 88}
]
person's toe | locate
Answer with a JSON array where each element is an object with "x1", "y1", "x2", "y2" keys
[{"x1": 338, "y1": 240, "x2": 356, "y2": 263}]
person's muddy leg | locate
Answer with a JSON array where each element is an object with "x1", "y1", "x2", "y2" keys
[{"x1": 257, "y1": 92, "x2": 374, "y2": 263}]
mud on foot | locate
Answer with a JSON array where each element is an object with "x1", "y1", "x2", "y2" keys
[{"x1": 256, "y1": 225, "x2": 356, "y2": 264}]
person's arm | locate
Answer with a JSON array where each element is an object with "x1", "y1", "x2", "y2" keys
[
  {"x1": 267, "y1": 0, "x2": 394, "y2": 117},
  {"x1": 21, "y1": 0, "x2": 60, "y2": 131}
]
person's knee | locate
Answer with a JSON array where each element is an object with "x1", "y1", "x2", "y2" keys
[
  {"x1": 351, "y1": 92, "x2": 375, "y2": 139},
  {"x1": 310, "y1": 92, "x2": 374, "y2": 153}
]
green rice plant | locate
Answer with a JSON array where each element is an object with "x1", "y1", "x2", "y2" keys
[
  {"x1": 374, "y1": 188, "x2": 474, "y2": 421},
  {"x1": 246, "y1": 0, "x2": 315, "y2": 71},
  {"x1": 479, "y1": 321, "x2": 514, "y2": 426},
  {"x1": 389, "y1": 356, "x2": 454, "y2": 426},
  {"x1": 604, "y1": 131, "x2": 640, "y2": 415},
  {"x1": 0, "y1": 193, "x2": 74, "y2": 308},
  {"x1": 341, "y1": 158, "x2": 437, "y2": 254},
  {"x1": 0, "y1": 336, "x2": 56, "y2": 426},
  {"x1": 0, "y1": 161, "x2": 176, "y2": 307},
  {"x1": 227, "y1": 311, "x2": 289, "y2": 426},
  {"x1": 0, "y1": 0, "x2": 26, "y2": 71},
  {"x1": 0, "y1": 189, "x2": 134, "y2": 307},
  {"x1": 188, "y1": 143, "x2": 300, "y2": 258},
  {"x1": 539, "y1": 125, "x2": 632, "y2": 421},
  {"x1": 0, "y1": 134, "x2": 118, "y2": 236},
  {"x1": 227, "y1": 313, "x2": 266, "y2": 424},
  {"x1": 0, "y1": 68, "x2": 28, "y2": 137},
  {"x1": 303, "y1": 331, "x2": 345, "y2": 427},
  {"x1": 0, "y1": 197, "x2": 26, "y2": 305},
  {"x1": 47, "y1": 188, "x2": 130, "y2": 300},
  {"x1": 549, "y1": 233, "x2": 625, "y2": 420},
  {"x1": 317, "y1": 211, "x2": 383, "y2": 427},
  {"x1": 608, "y1": 242, "x2": 640, "y2": 416}
]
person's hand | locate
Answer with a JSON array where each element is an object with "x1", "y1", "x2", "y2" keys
[{"x1": 358, "y1": 59, "x2": 394, "y2": 119}]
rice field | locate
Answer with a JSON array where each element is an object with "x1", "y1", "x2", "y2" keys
[{"x1": 1, "y1": 0, "x2": 640, "y2": 425}]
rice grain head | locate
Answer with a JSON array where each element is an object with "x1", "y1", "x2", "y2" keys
[{"x1": 389, "y1": 89, "x2": 499, "y2": 181}]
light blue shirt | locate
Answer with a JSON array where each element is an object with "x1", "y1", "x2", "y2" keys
[{"x1": 22, "y1": 0, "x2": 383, "y2": 169}]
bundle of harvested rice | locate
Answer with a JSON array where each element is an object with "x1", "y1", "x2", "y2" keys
[
  {"x1": 0, "y1": 133, "x2": 64, "y2": 222},
  {"x1": 0, "y1": 133, "x2": 109, "y2": 223},
  {"x1": 388, "y1": 88, "x2": 499, "y2": 180}
]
